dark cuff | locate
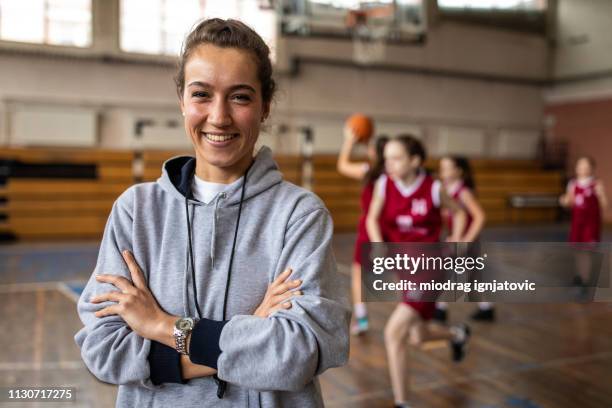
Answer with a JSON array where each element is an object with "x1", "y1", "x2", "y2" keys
[
  {"x1": 148, "y1": 340, "x2": 185, "y2": 385},
  {"x1": 189, "y1": 318, "x2": 229, "y2": 370}
]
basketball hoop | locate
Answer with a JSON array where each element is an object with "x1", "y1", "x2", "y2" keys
[
  {"x1": 346, "y1": 7, "x2": 391, "y2": 66},
  {"x1": 352, "y1": 24, "x2": 388, "y2": 66}
]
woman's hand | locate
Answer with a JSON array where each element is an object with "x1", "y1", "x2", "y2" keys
[
  {"x1": 559, "y1": 193, "x2": 571, "y2": 207},
  {"x1": 343, "y1": 125, "x2": 357, "y2": 144},
  {"x1": 253, "y1": 268, "x2": 302, "y2": 318},
  {"x1": 91, "y1": 250, "x2": 174, "y2": 343}
]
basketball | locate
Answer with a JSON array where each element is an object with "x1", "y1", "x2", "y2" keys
[{"x1": 346, "y1": 114, "x2": 374, "y2": 143}]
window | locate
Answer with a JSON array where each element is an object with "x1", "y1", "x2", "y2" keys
[
  {"x1": 0, "y1": 0, "x2": 91, "y2": 47},
  {"x1": 120, "y1": 0, "x2": 277, "y2": 58},
  {"x1": 310, "y1": 0, "x2": 392, "y2": 7},
  {"x1": 281, "y1": 0, "x2": 424, "y2": 39},
  {"x1": 438, "y1": 0, "x2": 547, "y2": 11},
  {"x1": 437, "y1": 0, "x2": 548, "y2": 33}
]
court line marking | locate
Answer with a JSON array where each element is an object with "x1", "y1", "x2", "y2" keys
[
  {"x1": 0, "y1": 281, "x2": 62, "y2": 293},
  {"x1": 57, "y1": 282, "x2": 84, "y2": 303},
  {"x1": 337, "y1": 263, "x2": 351, "y2": 276},
  {"x1": 0, "y1": 281, "x2": 85, "y2": 303}
]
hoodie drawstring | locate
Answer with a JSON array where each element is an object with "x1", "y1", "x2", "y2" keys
[
  {"x1": 185, "y1": 198, "x2": 203, "y2": 318},
  {"x1": 184, "y1": 161, "x2": 253, "y2": 399},
  {"x1": 210, "y1": 192, "x2": 226, "y2": 269},
  {"x1": 183, "y1": 237, "x2": 190, "y2": 319}
]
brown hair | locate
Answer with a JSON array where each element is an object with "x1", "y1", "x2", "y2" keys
[
  {"x1": 444, "y1": 156, "x2": 475, "y2": 191},
  {"x1": 394, "y1": 134, "x2": 426, "y2": 163},
  {"x1": 365, "y1": 135, "x2": 389, "y2": 185},
  {"x1": 175, "y1": 18, "x2": 276, "y2": 104}
]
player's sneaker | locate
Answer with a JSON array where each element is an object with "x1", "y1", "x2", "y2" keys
[
  {"x1": 471, "y1": 307, "x2": 495, "y2": 322},
  {"x1": 450, "y1": 323, "x2": 471, "y2": 362},
  {"x1": 350, "y1": 316, "x2": 369, "y2": 335},
  {"x1": 433, "y1": 307, "x2": 448, "y2": 323}
]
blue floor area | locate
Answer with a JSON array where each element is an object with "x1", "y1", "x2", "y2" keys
[
  {"x1": 63, "y1": 281, "x2": 87, "y2": 299},
  {"x1": 0, "y1": 241, "x2": 99, "y2": 285}
]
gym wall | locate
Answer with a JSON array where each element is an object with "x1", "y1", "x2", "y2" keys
[{"x1": 0, "y1": 1, "x2": 548, "y2": 159}]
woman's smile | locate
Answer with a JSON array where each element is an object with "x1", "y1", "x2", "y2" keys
[{"x1": 201, "y1": 131, "x2": 240, "y2": 146}]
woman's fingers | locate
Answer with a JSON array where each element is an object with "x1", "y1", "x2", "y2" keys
[
  {"x1": 122, "y1": 250, "x2": 147, "y2": 290},
  {"x1": 253, "y1": 267, "x2": 303, "y2": 318},
  {"x1": 266, "y1": 301, "x2": 293, "y2": 317},
  {"x1": 94, "y1": 304, "x2": 121, "y2": 318},
  {"x1": 95, "y1": 274, "x2": 134, "y2": 293},
  {"x1": 270, "y1": 268, "x2": 292, "y2": 287},
  {"x1": 272, "y1": 290, "x2": 302, "y2": 306},
  {"x1": 90, "y1": 291, "x2": 125, "y2": 304},
  {"x1": 271, "y1": 279, "x2": 302, "y2": 296}
]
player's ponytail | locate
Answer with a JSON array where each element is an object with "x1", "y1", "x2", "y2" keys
[
  {"x1": 365, "y1": 135, "x2": 389, "y2": 185},
  {"x1": 450, "y1": 156, "x2": 475, "y2": 191}
]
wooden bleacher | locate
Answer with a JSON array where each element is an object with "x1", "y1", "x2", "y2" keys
[
  {"x1": 0, "y1": 147, "x2": 563, "y2": 240},
  {"x1": 0, "y1": 147, "x2": 133, "y2": 240},
  {"x1": 0, "y1": 147, "x2": 302, "y2": 240}
]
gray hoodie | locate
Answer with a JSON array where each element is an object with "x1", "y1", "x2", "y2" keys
[{"x1": 75, "y1": 146, "x2": 351, "y2": 407}]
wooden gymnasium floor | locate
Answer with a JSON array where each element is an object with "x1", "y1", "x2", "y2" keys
[{"x1": 1, "y1": 225, "x2": 612, "y2": 408}]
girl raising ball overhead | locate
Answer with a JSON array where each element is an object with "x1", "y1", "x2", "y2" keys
[{"x1": 337, "y1": 125, "x2": 388, "y2": 335}]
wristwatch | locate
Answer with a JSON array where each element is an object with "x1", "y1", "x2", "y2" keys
[{"x1": 173, "y1": 317, "x2": 198, "y2": 355}]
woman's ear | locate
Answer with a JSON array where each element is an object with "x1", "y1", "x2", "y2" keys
[
  {"x1": 179, "y1": 96, "x2": 185, "y2": 117},
  {"x1": 262, "y1": 101, "x2": 271, "y2": 123}
]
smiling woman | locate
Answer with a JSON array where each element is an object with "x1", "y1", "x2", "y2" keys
[
  {"x1": 180, "y1": 45, "x2": 267, "y2": 182},
  {"x1": 176, "y1": 19, "x2": 275, "y2": 183},
  {"x1": 74, "y1": 18, "x2": 350, "y2": 408}
]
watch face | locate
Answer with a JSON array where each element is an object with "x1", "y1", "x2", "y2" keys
[{"x1": 176, "y1": 318, "x2": 195, "y2": 331}]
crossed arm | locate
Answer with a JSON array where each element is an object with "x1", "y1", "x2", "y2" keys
[{"x1": 89, "y1": 250, "x2": 301, "y2": 380}]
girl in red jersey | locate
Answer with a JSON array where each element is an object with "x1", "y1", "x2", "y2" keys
[
  {"x1": 560, "y1": 157, "x2": 608, "y2": 288},
  {"x1": 337, "y1": 126, "x2": 388, "y2": 335},
  {"x1": 366, "y1": 135, "x2": 470, "y2": 408},
  {"x1": 434, "y1": 156, "x2": 492, "y2": 322},
  {"x1": 560, "y1": 156, "x2": 608, "y2": 243}
]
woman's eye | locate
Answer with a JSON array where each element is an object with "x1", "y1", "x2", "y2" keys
[
  {"x1": 192, "y1": 91, "x2": 209, "y2": 98},
  {"x1": 232, "y1": 94, "x2": 251, "y2": 102}
]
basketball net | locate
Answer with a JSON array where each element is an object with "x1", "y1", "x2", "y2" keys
[{"x1": 347, "y1": 10, "x2": 388, "y2": 66}]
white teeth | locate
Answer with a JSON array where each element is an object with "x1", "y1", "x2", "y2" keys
[{"x1": 202, "y1": 133, "x2": 238, "y2": 142}]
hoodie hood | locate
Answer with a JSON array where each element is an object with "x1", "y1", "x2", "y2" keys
[{"x1": 157, "y1": 145, "x2": 284, "y2": 206}]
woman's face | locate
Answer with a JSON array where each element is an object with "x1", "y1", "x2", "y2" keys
[
  {"x1": 384, "y1": 140, "x2": 420, "y2": 180},
  {"x1": 575, "y1": 158, "x2": 593, "y2": 178},
  {"x1": 439, "y1": 157, "x2": 460, "y2": 183},
  {"x1": 180, "y1": 44, "x2": 269, "y2": 178}
]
